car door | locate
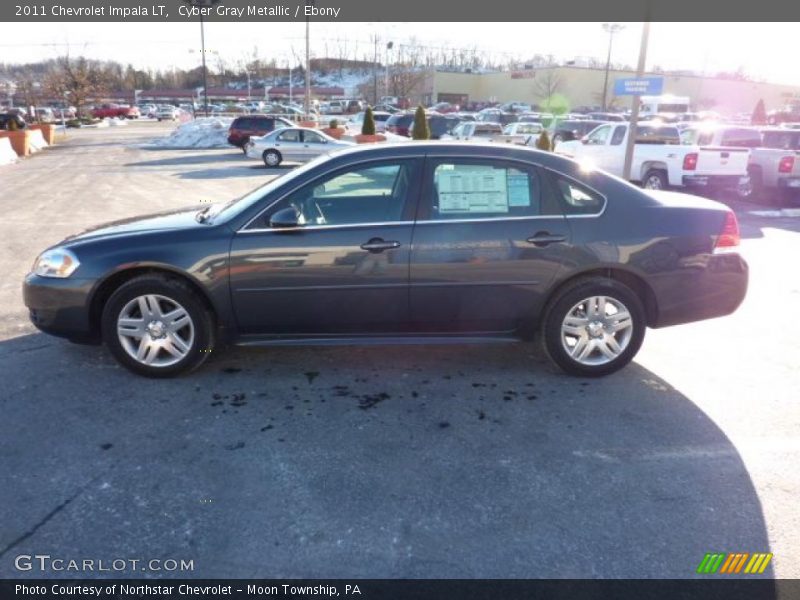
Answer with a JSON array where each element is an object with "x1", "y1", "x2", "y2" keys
[
  {"x1": 299, "y1": 130, "x2": 328, "y2": 161},
  {"x1": 229, "y1": 158, "x2": 423, "y2": 335},
  {"x1": 409, "y1": 156, "x2": 571, "y2": 333},
  {"x1": 273, "y1": 129, "x2": 304, "y2": 161},
  {"x1": 599, "y1": 124, "x2": 628, "y2": 173},
  {"x1": 581, "y1": 124, "x2": 613, "y2": 165}
]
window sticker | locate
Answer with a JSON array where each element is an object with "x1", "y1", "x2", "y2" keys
[
  {"x1": 437, "y1": 167, "x2": 509, "y2": 213},
  {"x1": 507, "y1": 172, "x2": 531, "y2": 207}
]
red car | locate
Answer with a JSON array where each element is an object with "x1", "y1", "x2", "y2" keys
[
  {"x1": 91, "y1": 104, "x2": 140, "y2": 119},
  {"x1": 227, "y1": 115, "x2": 295, "y2": 149}
]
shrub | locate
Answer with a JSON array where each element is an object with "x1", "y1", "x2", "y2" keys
[
  {"x1": 751, "y1": 99, "x2": 767, "y2": 126},
  {"x1": 361, "y1": 107, "x2": 376, "y2": 136},
  {"x1": 412, "y1": 105, "x2": 430, "y2": 140},
  {"x1": 329, "y1": 118, "x2": 339, "y2": 129},
  {"x1": 535, "y1": 130, "x2": 552, "y2": 151}
]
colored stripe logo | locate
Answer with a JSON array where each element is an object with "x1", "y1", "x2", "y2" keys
[{"x1": 697, "y1": 552, "x2": 772, "y2": 574}]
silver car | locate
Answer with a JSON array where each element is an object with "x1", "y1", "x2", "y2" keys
[{"x1": 245, "y1": 127, "x2": 354, "y2": 167}]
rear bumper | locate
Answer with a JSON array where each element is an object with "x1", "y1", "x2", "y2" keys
[
  {"x1": 23, "y1": 274, "x2": 98, "y2": 342},
  {"x1": 777, "y1": 177, "x2": 800, "y2": 189},
  {"x1": 650, "y1": 253, "x2": 748, "y2": 328},
  {"x1": 682, "y1": 174, "x2": 749, "y2": 189}
]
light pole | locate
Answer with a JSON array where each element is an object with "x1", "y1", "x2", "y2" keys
[
  {"x1": 182, "y1": 0, "x2": 220, "y2": 117},
  {"x1": 622, "y1": 22, "x2": 651, "y2": 181},
  {"x1": 385, "y1": 41, "x2": 393, "y2": 99},
  {"x1": 601, "y1": 23, "x2": 624, "y2": 111},
  {"x1": 304, "y1": 0, "x2": 313, "y2": 116}
]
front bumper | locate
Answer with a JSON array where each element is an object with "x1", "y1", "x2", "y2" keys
[
  {"x1": 682, "y1": 174, "x2": 749, "y2": 189},
  {"x1": 23, "y1": 274, "x2": 97, "y2": 342}
]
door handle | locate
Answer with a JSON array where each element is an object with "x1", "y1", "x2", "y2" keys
[
  {"x1": 526, "y1": 232, "x2": 567, "y2": 247},
  {"x1": 361, "y1": 238, "x2": 401, "y2": 253}
]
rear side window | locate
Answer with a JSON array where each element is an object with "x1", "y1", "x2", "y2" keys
[
  {"x1": 547, "y1": 173, "x2": 606, "y2": 216},
  {"x1": 429, "y1": 161, "x2": 544, "y2": 220}
]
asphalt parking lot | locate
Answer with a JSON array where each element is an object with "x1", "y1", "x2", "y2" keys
[{"x1": 0, "y1": 121, "x2": 798, "y2": 578}]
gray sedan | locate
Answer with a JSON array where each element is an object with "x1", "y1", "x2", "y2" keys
[{"x1": 245, "y1": 127, "x2": 354, "y2": 167}]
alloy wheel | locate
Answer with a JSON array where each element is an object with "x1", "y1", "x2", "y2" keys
[
  {"x1": 117, "y1": 294, "x2": 195, "y2": 367},
  {"x1": 560, "y1": 295, "x2": 634, "y2": 366}
]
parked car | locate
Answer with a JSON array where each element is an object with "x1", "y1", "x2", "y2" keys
[
  {"x1": 499, "y1": 101, "x2": 533, "y2": 114},
  {"x1": 431, "y1": 102, "x2": 460, "y2": 113},
  {"x1": 349, "y1": 111, "x2": 393, "y2": 133},
  {"x1": 552, "y1": 120, "x2": 610, "y2": 145},
  {"x1": 245, "y1": 127, "x2": 354, "y2": 167},
  {"x1": 23, "y1": 142, "x2": 748, "y2": 378},
  {"x1": 587, "y1": 112, "x2": 626, "y2": 122},
  {"x1": 494, "y1": 122, "x2": 544, "y2": 145},
  {"x1": 477, "y1": 109, "x2": 519, "y2": 126},
  {"x1": 556, "y1": 122, "x2": 750, "y2": 193},
  {"x1": 0, "y1": 112, "x2": 26, "y2": 130},
  {"x1": 91, "y1": 104, "x2": 140, "y2": 119},
  {"x1": 442, "y1": 121, "x2": 504, "y2": 141},
  {"x1": 321, "y1": 100, "x2": 345, "y2": 115},
  {"x1": 384, "y1": 113, "x2": 460, "y2": 139},
  {"x1": 745, "y1": 128, "x2": 800, "y2": 204},
  {"x1": 156, "y1": 106, "x2": 180, "y2": 121},
  {"x1": 227, "y1": 115, "x2": 295, "y2": 149},
  {"x1": 373, "y1": 103, "x2": 400, "y2": 114}
]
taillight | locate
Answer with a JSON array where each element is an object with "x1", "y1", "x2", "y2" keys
[
  {"x1": 683, "y1": 152, "x2": 698, "y2": 171},
  {"x1": 779, "y1": 155, "x2": 795, "y2": 173},
  {"x1": 714, "y1": 211, "x2": 740, "y2": 253}
]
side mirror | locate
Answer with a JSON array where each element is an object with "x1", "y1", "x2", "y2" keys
[
  {"x1": 581, "y1": 137, "x2": 589, "y2": 144},
  {"x1": 269, "y1": 207, "x2": 302, "y2": 228}
]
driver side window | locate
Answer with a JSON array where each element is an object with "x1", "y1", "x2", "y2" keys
[
  {"x1": 587, "y1": 125, "x2": 612, "y2": 145},
  {"x1": 265, "y1": 160, "x2": 418, "y2": 227}
]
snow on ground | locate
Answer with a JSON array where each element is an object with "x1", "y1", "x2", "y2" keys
[
  {"x1": 108, "y1": 118, "x2": 128, "y2": 127},
  {"x1": 0, "y1": 138, "x2": 17, "y2": 165},
  {"x1": 141, "y1": 117, "x2": 234, "y2": 149},
  {"x1": 28, "y1": 130, "x2": 49, "y2": 152}
]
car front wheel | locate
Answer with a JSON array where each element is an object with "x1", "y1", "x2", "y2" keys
[
  {"x1": 540, "y1": 277, "x2": 645, "y2": 377},
  {"x1": 101, "y1": 275, "x2": 215, "y2": 377}
]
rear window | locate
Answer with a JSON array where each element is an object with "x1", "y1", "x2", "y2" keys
[
  {"x1": 720, "y1": 128, "x2": 762, "y2": 148},
  {"x1": 762, "y1": 131, "x2": 800, "y2": 150},
  {"x1": 636, "y1": 126, "x2": 680, "y2": 144}
]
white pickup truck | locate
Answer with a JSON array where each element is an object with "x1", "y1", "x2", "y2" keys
[{"x1": 555, "y1": 122, "x2": 750, "y2": 193}]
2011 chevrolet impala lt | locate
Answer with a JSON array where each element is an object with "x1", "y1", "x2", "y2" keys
[{"x1": 23, "y1": 143, "x2": 748, "y2": 377}]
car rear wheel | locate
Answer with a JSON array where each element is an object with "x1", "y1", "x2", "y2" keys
[
  {"x1": 263, "y1": 149, "x2": 282, "y2": 167},
  {"x1": 101, "y1": 275, "x2": 215, "y2": 378},
  {"x1": 540, "y1": 277, "x2": 645, "y2": 377},
  {"x1": 642, "y1": 169, "x2": 668, "y2": 190}
]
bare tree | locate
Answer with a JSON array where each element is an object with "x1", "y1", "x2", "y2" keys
[
  {"x1": 533, "y1": 68, "x2": 562, "y2": 105},
  {"x1": 44, "y1": 56, "x2": 109, "y2": 116}
]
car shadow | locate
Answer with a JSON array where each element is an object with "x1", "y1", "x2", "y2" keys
[
  {"x1": 176, "y1": 167, "x2": 270, "y2": 180},
  {"x1": 0, "y1": 333, "x2": 775, "y2": 583},
  {"x1": 125, "y1": 150, "x2": 246, "y2": 167}
]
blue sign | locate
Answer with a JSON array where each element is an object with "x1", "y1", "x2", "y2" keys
[{"x1": 613, "y1": 77, "x2": 664, "y2": 96}]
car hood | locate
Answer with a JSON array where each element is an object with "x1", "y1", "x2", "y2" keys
[{"x1": 63, "y1": 206, "x2": 209, "y2": 244}]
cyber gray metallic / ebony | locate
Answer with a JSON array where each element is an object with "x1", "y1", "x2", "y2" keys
[{"x1": 23, "y1": 142, "x2": 748, "y2": 377}]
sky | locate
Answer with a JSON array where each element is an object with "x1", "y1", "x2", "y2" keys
[{"x1": 0, "y1": 22, "x2": 797, "y2": 86}]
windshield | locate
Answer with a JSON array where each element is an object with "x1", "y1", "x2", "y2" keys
[{"x1": 202, "y1": 154, "x2": 332, "y2": 223}]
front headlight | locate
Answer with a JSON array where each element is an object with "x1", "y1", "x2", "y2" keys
[{"x1": 32, "y1": 248, "x2": 81, "y2": 278}]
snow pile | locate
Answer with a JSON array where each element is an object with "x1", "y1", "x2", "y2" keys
[
  {"x1": 0, "y1": 137, "x2": 17, "y2": 165},
  {"x1": 28, "y1": 129, "x2": 49, "y2": 152},
  {"x1": 144, "y1": 117, "x2": 233, "y2": 149},
  {"x1": 108, "y1": 118, "x2": 128, "y2": 127}
]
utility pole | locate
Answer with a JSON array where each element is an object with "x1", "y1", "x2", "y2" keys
[
  {"x1": 181, "y1": 0, "x2": 220, "y2": 117},
  {"x1": 622, "y1": 22, "x2": 651, "y2": 181},
  {"x1": 385, "y1": 41, "x2": 393, "y2": 100},
  {"x1": 372, "y1": 34, "x2": 379, "y2": 106},
  {"x1": 304, "y1": 0, "x2": 313, "y2": 116},
  {"x1": 601, "y1": 23, "x2": 624, "y2": 111}
]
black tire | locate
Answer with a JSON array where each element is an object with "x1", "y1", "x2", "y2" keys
[
  {"x1": 540, "y1": 277, "x2": 646, "y2": 377},
  {"x1": 642, "y1": 169, "x2": 668, "y2": 191},
  {"x1": 263, "y1": 149, "x2": 282, "y2": 167},
  {"x1": 746, "y1": 167, "x2": 763, "y2": 202},
  {"x1": 101, "y1": 274, "x2": 215, "y2": 378}
]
